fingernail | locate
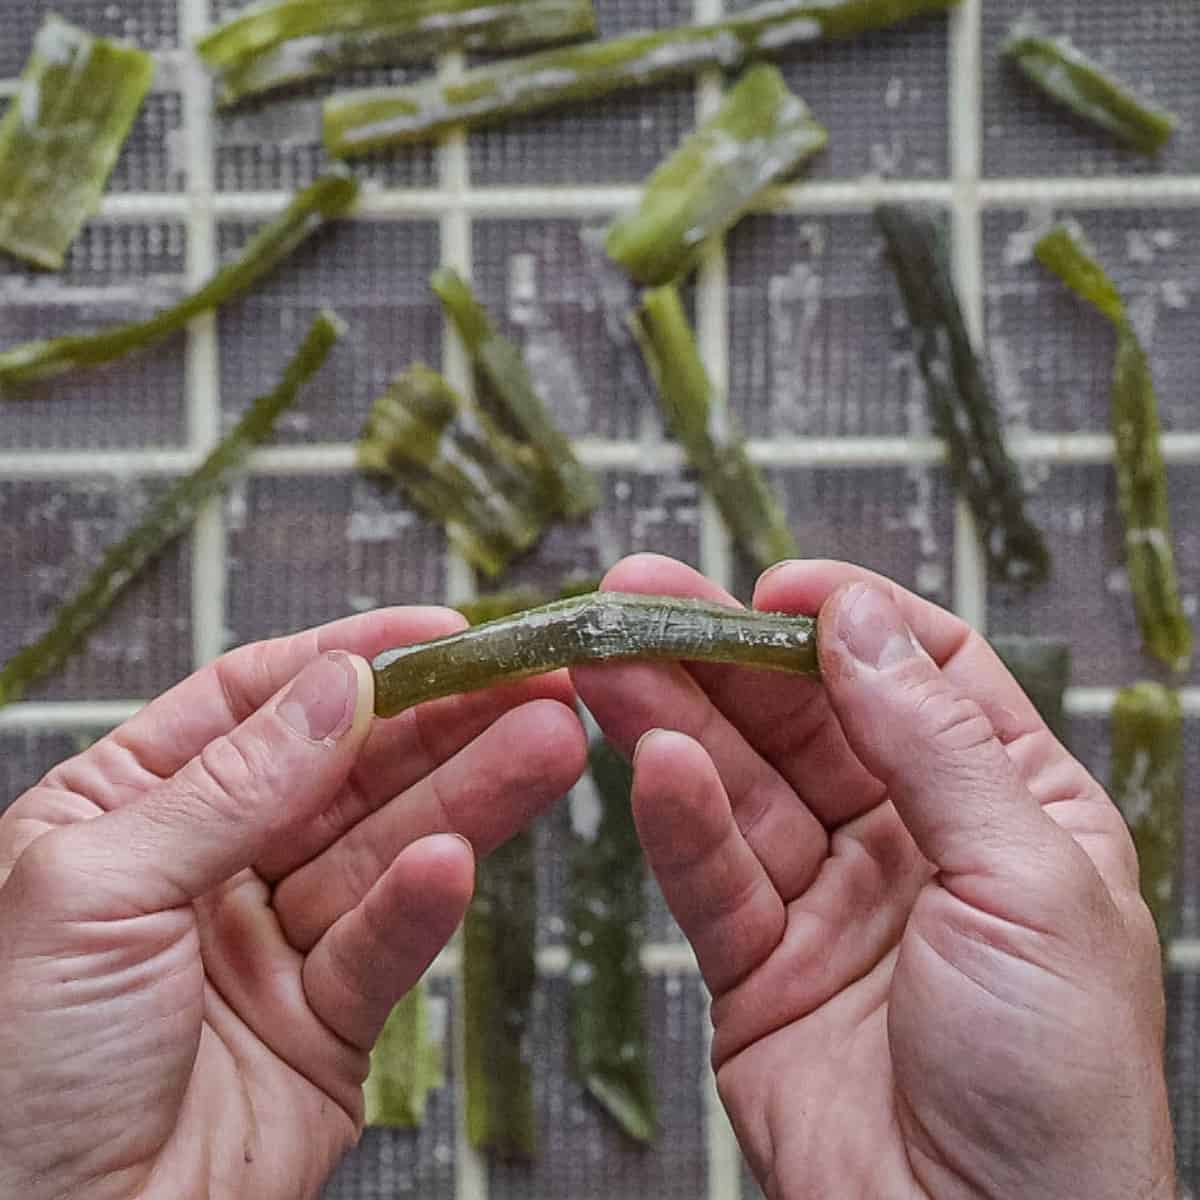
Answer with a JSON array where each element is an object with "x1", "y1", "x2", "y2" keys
[
  {"x1": 278, "y1": 652, "x2": 359, "y2": 742},
  {"x1": 757, "y1": 559, "x2": 800, "y2": 587},
  {"x1": 837, "y1": 585, "x2": 918, "y2": 671},
  {"x1": 633, "y1": 728, "x2": 666, "y2": 764}
]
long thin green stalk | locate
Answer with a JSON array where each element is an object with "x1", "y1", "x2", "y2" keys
[
  {"x1": 364, "y1": 983, "x2": 444, "y2": 1128},
  {"x1": 324, "y1": 0, "x2": 960, "y2": 155},
  {"x1": 991, "y1": 636, "x2": 1071, "y2": 745},
  {"x1": 0, "y1": 172, "x2": 358, "y2": 387},
  {"x1": 1035, "y1": 224, "x2": 1193, "y2": 674},
  {"x1": 200, "y1": 0, "x2": 597, "y2": 106},
  {"x1": 877, "y1": 204, "x2": 1050, "y2": 587},
  {"x1": 0, "y1": 313, "x2": 343, "y2": 708},
  {"x1": 431, "y1": 268, "x2": 600, "y2": 519},
  {"x1": 357, "y1": 364, "x2": 556, "y2": 579},
  {"x1": 1112, "y1": 683, "x2": 1183, "y2": 951},
  {"x1": 372, "y1": 593, "x2": 819, "y2": 718},
  {"x1": 1004, "y1": 19, "x2": 1177, "y2": 157},
  {"x1": 630, "y1": 285, "x2": 799, "y2": 572},
  {"x1": 569, "y1": 736, "x2": 657, "y2": 1143},
  {"x1": 0, "y1": 16, "x2": 155, "y2": 271}
]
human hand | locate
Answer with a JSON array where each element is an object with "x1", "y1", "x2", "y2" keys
[
  {"x1": 0, "y1": 608, "x2": 586, "y2": 1200},
  {"x1": 574, "y1": 555, "x2": 1175, "y2": 1200}
]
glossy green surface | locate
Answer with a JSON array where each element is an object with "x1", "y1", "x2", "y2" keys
[{"x1": 363, "y1": 983, "x2": 444, "y2": 1129}]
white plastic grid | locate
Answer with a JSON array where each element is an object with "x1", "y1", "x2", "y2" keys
[{"x1": 2, "y1": 0, "x2": 1200, "y2": 1191}]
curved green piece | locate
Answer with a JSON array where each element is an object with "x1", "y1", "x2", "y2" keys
[
  {"x1": 324, "y1": 0, "x2": 959, "y2": 155},
  {"x1": 1035, "y1": 224, "x2": 1193, "y2": 674},
  {"x1": 608, "y1": 65, "x2": 827, "y2": 287},
  {"x1": 1112, "y1": 683, "x2": 1183, "y2": 950},
  {"x1": 364, "y1": 983, "x2": 444, "y2": 1128},
  {"x1": 631, "y1": 284, "x2": 799, "y2": 572},
  {"x1": 358, "y1": 364, "x2": 555, "y2": 578},
  {"x1": 200, "y1": 0, "x2": 597, "y2": 107},
  {"x1": 991, "y1": 636, "x2": 1071, "y2": 745},
  {"x1": 570, "y1": 737, "x2": 657, "y2": 1143},
  {"x1": 372, "y1": 593, "x2": 819, "y2": 718},
  {"x1": 0, "y1": 16, "x2": 155, "y2": 271},
  {"x1": 0, "y1": 313, "x2": 343, "y2": 708},
  {"x1": 877, "y1": 203, "x2": 1050, "y2": 587},
  {"x1": 0, "y1": 172, "x2": 359, "y2": 387},
  {"x1": 1004, "y1": 19, "x2": 1177, "y2": 157}
]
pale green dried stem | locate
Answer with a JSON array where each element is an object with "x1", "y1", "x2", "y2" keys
[{"x1": 364, "y1": 984, "x2": 444, "y2": 1129}]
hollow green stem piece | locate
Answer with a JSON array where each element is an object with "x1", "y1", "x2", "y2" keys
[
  {"x1": 364, "y1": 983, "x2": 444, "y2": 1128},
  {"x1": 372, "y1": 593, "x2": 819, "y2": 718}
]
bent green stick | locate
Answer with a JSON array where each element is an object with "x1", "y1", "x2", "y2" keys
[
  {"x1": 631, "y1": 284, "x2": 799, "y2": 572},
  {"x1": 1004, "y1": 19, "x2": 1177, "y2": 157},
  {"x1": 364, "y1": 983, "x2": 444, "y2": 1128},
  {"x1": 0, "y1": 172, "x2": 358, "y2": 386},
  {"x1": 991, "y1": 635, "x2": 1071, "y2": 745},
  {"x1": 358, "y1": 364, "x2": 557, "y2": 578},
  {"x1": 877, "y1": 204, "x2": 1050, "y2": 587},
  {"x1": 372, "y1": 593, "x2": 819, "y2": 718},
  {"x1": 570, "y1": 736, "x2": 657, "y2": 1143},
  {"x1": 201, "y1": 0, "x2": 597, "y2": 107},
  {"x1": 324, "y1": 0, "x2": 959, "y2": 155},
  {"x1": 1112, "y1": 683, "x2": 1183, "y2": 950},
  {"x1": 0, "y1": 16, "x2": 155, "y2": 271},
  {"x1": 1035, "y1": 224, "x2": 1193, "y2": 674},
  {"x1": 432, "y1": 268, "x2": 600, "y2": 519},
  {"x1": 0, "y1": 313, "x2": 343, "y2": 708},
  {"x1": 607, "y1": 64, "x2": 827, "y2": 286}
]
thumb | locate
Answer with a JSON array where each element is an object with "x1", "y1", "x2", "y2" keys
[
  {"x1": 818, "y1": 583, "x2": 1103, "y2": 926},
  {"x1": 25, "y1": 652, "x2": 374, "y2": 917}
]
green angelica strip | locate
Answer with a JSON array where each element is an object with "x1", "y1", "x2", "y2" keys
[
  {"x1": 358, "y1": 365, "x2": 555, "y2": 578},
  {"x1": 372, "y1": 593, "x2": 819, "y2": 718},
  {"x1": 1112, "y1": 683, "x2": 1183, "y2": 950},
  {"x1": 570, "y1": 736, "x2": 657, "y2": 1143},
  {"x1": 1035, "y1": 224, "x2": 1193, "y2": 673},
  {"x1": 201, "y1": 0, "x2": 597, "y2": 107},
  {"x1": 877, "y1": 204, "x2": 1050, "y2": 587},
  {"x1": 0, "y1": 313, "x2": 342, "y2": 709},
  {"x1": 324, "y1": 0, "x2": 959, "y2": 155},
  {"x1": 431, "y1": 268, "x2": 600, "y2": 519},
  {"x1": 0, "y1": 172, "x2": 358, "y2": 387},
  {"x1": 0, "y1": 17, "x2": 155, "y2": 270},
  {"x1": 607, "y1": 64, "x2": 827, "y2": 286},
  {"x1": 1004, "y1": 19, "x2": 1177, "y2": 157},
  {"x1": 630, "y1": 284, "x2": 798, "y2": 571},
  {"x1": 364, "y1": 983, "x2": 444, "y2": 1128},
  {"x1": 464, "y1": 840, "x2": 537, "y2": 1155},
  {"x1": 991, "y1": 636, "x2": 1071, "y2": 745}
]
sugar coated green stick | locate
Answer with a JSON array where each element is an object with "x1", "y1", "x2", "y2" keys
[
  {"x1": 364, "y1": 983, "x2": 444, "y2": 1129},
  {"x1": 631, "y1": 284, "x2": 799, "y2": 571},
  {"x1": 0, "y1": 313, "x2": 343, "y2": 708},
  {"x1": 1004, "y1": 19, "x2": 1177, "y2": 157},
  {"x1": 607, "y1": 64, "x2": 826, "y2": 286},
  {"x1": 0, "y1": 171, "x2": 359, "y2": 387},
  {"x1": 372, "y1": 593, "x2": 819, "y2": 718},
  {"x1": 1035, "y1": 224, "x2": 1193, "y2": 674},
  {"x1": 1112, "y1": 683, "x2": 1183, "y2": 950},
  {"x1": 201, "y1": 0, "x2": 597, "y2": 106},
  {"x1": 877, "y1": 203, "x2": 1050, "y2": 587},
  {"x1": 324, "y1": 0, "x2": 959, "y2": 155},
  {"x1": 0, "y1": 16, "x2": 155, "y2": 270}
]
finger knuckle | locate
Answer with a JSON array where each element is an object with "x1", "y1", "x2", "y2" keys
[
  {"x1": 192, "y1": 732, "x2": 273, "y2": 817},
  {"x1": 908, "y1": 681, "x2": 994, "y2": 757}
]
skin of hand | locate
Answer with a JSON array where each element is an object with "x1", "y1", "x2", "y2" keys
[
  {"x1": 0, "y1": 608, "x2": 586, "y2": 1200},
  {"x1": 573, "y1": 554, "x2": 1176, "y2": 1200}
]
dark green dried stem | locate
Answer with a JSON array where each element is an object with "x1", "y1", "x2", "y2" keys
[
  {"x1": 432, "y1": 268, "x2": 600, "y2": 519},
  {"x1": 991, "y1": 636, "x2": 1071, "y2": 745},
  {"x1": 364, "y1": 983, "x2": 444, "y2": 1129},
  {"x1": 1004, "y1": 19, "x2": 1177, "y2": 157},
  {"x1": 200, "y1": 0, "x2": 597, "y2": 106},
  {"x1": 607, "y1": 64, "x2": 827, "y2": 286},
  {"x1": 570, "y1": 737, "x2": 657, "y2": 1143},
  {"x1": 1112, "y1": 683, "x2": 1183, "y2": 951},
  {"x1": 0, "y1": 16, "x2": 155, "y2": 270},
  {"x1": 0, "y1": 172, "x2": 358, "y2": 387},
  {"x1": 1035, "y1": 224, "x2": 1192, "y2": 674},
  {"x1": 324, "y1": 0, "x2": 959, "y2": 155},
  {"x1": 877, "y1": 204, "x2": 1050, "y2": 587},
  {"x1": 372, "y1": 593, "x2": 819, "y2": 718},
  {"x1": 358, "y1": 364, "x2": 555, "y2": 579},
  {"x1": 631, "y1": 285, "x2": 799, "y2": 572},
  {"x1": 0, "y1": 313, "x2": 343, "y2": 708}
]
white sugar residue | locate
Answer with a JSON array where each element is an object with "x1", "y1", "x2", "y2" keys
[
  {"x1": 768, "y1": 259, "x2": 824, "y2": 435},
  {"x1": 1119, "y1": 749, "x2": 1153, "y2": 825},
  {"x1": 569, "y1": 774, "x2": 603, "y2": 842},
  {"x1": 346, "y1": 509, "x2": 415, "y2": 542}
]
